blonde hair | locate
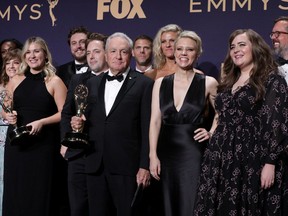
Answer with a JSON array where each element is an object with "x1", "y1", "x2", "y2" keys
[
  {"x1": 20, "y1": 36, "x2": 56, "y2": 80},
  {"x1": 153, "y1": 24, "x2": 183, "y2": 69},
  {"x1": 174, "y1": 30, "x2": 203, "y2": 58}
]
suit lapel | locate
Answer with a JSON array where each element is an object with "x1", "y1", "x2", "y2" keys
[
  {"x1": 107, "y1": 70, "x2": 136, "y2": 117},
  {"x1": 69, "y1": 62, "x2": 76, "y2": 76},
  {"x1": 63, "y1": 62, "x2": 76, "y2": 86},
  {"x1": 98, "y1": 73, "x2": 107, "y2": 116}
]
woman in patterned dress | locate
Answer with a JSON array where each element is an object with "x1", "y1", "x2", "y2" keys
[{"x1": 194, "y1": 29, "x2": 288, "y2": 215}]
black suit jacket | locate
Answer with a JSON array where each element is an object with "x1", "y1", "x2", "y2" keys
[
  {"x1": 61, "y1": 71, "x2": 98, "y2": 160},
  {"x1": 84, "y1": 69, "x2": 153, "y2": 176},
  {"x1": 56, "y1": 61, "x2": 77, "y2": 88}
]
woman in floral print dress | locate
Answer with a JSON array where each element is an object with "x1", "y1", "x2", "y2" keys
[{"x1": 194, "y1": 29, "x2": 288, "y2": 216}]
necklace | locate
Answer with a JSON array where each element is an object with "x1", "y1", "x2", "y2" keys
[{"x1": 232, "y1": 77, "x2": 249, "y2": 94}]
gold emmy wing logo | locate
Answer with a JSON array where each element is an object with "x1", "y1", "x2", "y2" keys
[{"x1": 47, "y1": 0, "x2": 59, "y2": 26}]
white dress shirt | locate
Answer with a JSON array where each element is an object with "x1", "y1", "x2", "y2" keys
[
  {"x1": 75, "y1": 60, "x2": 88, "y2": 74},
  {"x1": 135, "y1": 65, "x2": 152, "y2": 73},
  {"x1": 104, "y1": 68, "x2": 129, "y2": 115},
  {"x1": 278, "y1": 64, "x2": 288, "y2": 84}
]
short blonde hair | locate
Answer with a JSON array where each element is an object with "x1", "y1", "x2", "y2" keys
[{"x1": 174, "y1": 30, "x2": 203, "y2": 57}]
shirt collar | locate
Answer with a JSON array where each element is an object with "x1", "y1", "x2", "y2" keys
[{"x1": 135, "y1": 65, "x2": 152, "y2": 73}]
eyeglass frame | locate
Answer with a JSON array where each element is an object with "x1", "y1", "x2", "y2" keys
[{"x1": 270, "y1": 31, "x2": 288, "y2": 39}]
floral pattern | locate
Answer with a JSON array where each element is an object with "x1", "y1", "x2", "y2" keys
[
  {"x1": 194, "y1": 73, "x2": 288, "y2": 216},
  {"x1": 0, "y1": 110, "x2": 8, "y2": 215}
]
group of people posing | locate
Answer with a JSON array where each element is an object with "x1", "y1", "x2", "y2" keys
[{"x1": 0, "y1": 16, "x2": 288, "y2": 216}]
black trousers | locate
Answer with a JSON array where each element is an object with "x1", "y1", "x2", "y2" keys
[
  {"x1": 86, "y1": 165, "x2": 138, "y2": 216},
  {"x1": 68, "y1": 155, "x2": 89, "y2": 216}
]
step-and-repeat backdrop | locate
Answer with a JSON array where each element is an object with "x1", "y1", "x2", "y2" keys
[{"x1": 1, "y1": 0, "x2": 287, "y2": 77}]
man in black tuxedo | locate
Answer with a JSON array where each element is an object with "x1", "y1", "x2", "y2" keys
[
  {"x1": 57, "y1": 26, "x2": 89, "y2": 87},
  {"x1": 60, "y1": 33, "x2": 108, "y2": 216},
  {"x1": 71, "y1": 32, "x2": 153, "y2": 216}
]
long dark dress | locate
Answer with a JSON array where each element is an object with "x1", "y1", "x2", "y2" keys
[
  {"x1": 3, "y1": 71, "x2": 65, "y2": 216},
  {"x1": 157, "y1": 73, "x2": 208, "y2": 216},
  {"x1": 194, "y1": 73, "x2": 288, "y2": 216}
]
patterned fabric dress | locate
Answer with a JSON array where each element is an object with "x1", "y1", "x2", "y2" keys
[
  {"x1": 0, "y1": 85, "x2": 8, "y2": 216},
  {"x1": 194, "y1": 73, "x2": 288, "y2": 216},
  {"x1": 0, "y1": 116, "x2": 8, "y2": 216}
]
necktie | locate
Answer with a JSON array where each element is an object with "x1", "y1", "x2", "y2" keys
[
  {"x1": 277, "y1": 57, "x2": 288, "y2": 66},
  {"x1": 75, "y1": 64, "x2": 87, "y2": 71},
  {"x1": 106, "y1": 74, "x2": 124, "y2": 82}
]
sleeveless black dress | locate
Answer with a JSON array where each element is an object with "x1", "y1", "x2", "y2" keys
[
  {"x1": 3, "y1": 71, "x2": 63, "y2": 216},
  {"x1": 157, "y1": 73, "x2": 207, "y2": 216}
]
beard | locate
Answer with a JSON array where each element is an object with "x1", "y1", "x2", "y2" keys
[
  {"x1": 275, "y1": 44, "x2": 288, "y2": 58},
  {"x1": 74, "y1": 55, "x2": 86, "y2": 63}
]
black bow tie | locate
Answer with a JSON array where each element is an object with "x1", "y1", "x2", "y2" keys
[
  {"x1": 75, "y1": 64, "x2": 87, "y2": 71},
  {"x1": 106, "y1": 74, "x2": 124, "y2": 82},
  {"x1": 277, "y1": 57, "x2": 288, "y2": 66}
]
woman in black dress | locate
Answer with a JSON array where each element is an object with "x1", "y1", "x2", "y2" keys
[
  {"x1": 3, "y1": 36, "x2": 67, "y2": 216},
  {"x1": 194, "y1": 29, "x2": 288, "y2": 215},
  {"x1": 149, "y1": 31, "x2": 218, "y2": 216}
]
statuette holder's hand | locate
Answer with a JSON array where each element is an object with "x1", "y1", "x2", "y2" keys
[
  {"x1": 61, "y1": 84, "x2": 89, "y2": 149},
  {"x1": 0, "y1": 90, "x2": 32, "y2": 145}
]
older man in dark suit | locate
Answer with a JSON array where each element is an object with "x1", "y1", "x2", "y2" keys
[{"x1": 71, "y1": 32, "x2": 153, "y2": 216}]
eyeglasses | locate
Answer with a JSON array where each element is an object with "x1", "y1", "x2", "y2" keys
[{"x1": 270, "y1": 31, "x2": 288, "y2": 39}]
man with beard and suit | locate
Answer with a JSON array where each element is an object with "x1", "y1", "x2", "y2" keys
[
  {"x1": 271, "y1": 16, "x2": 288, "y2": 215},
  {"x1": 71, "y1": 32, "x2": 153, "y2": 216},
  {"x1": 57, "y1": 26, "x2": 89, "y2": 87},
  {"x1": 60, "y1": 33, "x2": 109, "y2": 216},
  {"x1": 271, "y1": 16, "x2": 288, "y2": 83}
]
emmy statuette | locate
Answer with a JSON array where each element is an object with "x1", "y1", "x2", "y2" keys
[
  {"x1": 61, "y1": 84, "x2": 89, "y2": 149},
  {"x1": 0, "y1": 90, "x2": 32, "y2": 145}
]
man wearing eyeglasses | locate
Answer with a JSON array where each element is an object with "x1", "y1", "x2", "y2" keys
[
  {"x1": 271, "y1": 17, "x2": 288, "y2": 216},
  {"x1": 271, "y1": 16, "x2": 288, "y2": 83}
]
